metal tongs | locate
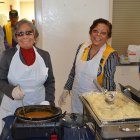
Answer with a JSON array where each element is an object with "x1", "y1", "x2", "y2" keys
[{"x1": 93, "y1": 80, "x2": 115, "y2": 104}]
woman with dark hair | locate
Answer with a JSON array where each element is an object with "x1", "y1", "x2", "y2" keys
[
  {"x1": 0, "y1": 19, "x2": 55, "y2": 133},
  {"x1": 59, "y1": 18, "x2": 118, "y2": 113}
]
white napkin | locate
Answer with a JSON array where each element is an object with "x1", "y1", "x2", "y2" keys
[{"x1": 40, "y1": 101, "x2": 50, "y2": 105}]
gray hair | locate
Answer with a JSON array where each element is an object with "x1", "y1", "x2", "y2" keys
[{"x1": 13, "y1": 19, "x2": 39, "y2": 41}]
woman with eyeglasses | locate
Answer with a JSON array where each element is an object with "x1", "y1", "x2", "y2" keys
[
  {"x1": 58, "y1": 18, "x2": 119, "y2": 113},
  {"x1": 0, "y1": 19, "x2": 55, "y2": 134}
]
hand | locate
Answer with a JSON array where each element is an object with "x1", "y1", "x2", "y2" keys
[
  {"x1": 12, "y1": 86, "x2": 25, "y2": 100},
  {"x1": 58, "y1": 89, "x2": 70, "y2": 107}
]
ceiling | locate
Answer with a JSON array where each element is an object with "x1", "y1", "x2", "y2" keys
[
  {"x1": 19, "y1": 0, "x2": 34, "y2": 2},
  {"x1": 0, "y1": 0, "x2": 34, "y2": 3}
]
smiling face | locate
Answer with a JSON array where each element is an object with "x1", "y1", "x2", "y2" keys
[
  {"x1": 16, "y1": 23, "x2": 35, "y2": 49},
  {"x1": 90, "y1": 23, "x2": 109, "y2": 48}
]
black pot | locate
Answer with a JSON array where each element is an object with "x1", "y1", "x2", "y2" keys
[{"x1": 14, "y1": 105, "x2": 62, "y2": 122}]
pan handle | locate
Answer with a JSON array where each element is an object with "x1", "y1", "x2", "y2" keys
[{"x1": 119, "y1": 125, "x2": 140, "y2": 132}]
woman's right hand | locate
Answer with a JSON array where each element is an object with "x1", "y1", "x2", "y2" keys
[
  {"x1": 12, "y1": 86, "x2": 25, "y2": 100},
  {"x1": 58, "y1": 89, "x2": 70, "y2": 107}
]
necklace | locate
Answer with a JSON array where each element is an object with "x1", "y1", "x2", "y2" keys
[{"x1": 89, "y1": 45, "x2": 100, "y2": 60}]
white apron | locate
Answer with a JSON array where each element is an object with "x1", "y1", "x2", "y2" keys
[
  {"x1": 71, "y1": 42, "x2": 106, "y2": 113},
  {"x1": 0, "y1": 45, "x2": 48, "y2": 134}
]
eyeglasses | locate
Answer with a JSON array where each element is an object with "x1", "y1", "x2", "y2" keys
[
  {"x1": 92, "y1": 29, "x2": 107, "y2": 37},
  {"x1": 15, "y1": 31, "x2": 33, "y2": 37}
]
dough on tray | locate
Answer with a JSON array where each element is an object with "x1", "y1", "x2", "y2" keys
[{"x1": 82, "y1": 92, "x2": 140, "y2": 121}]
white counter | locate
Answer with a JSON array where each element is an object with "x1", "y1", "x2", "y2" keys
[{"x1": 114, "y1": 64, "x2": 140, "y2": 91}]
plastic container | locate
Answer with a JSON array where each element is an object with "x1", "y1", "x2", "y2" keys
[{"x1": 61, "y1": 113, "x2": 95, "y2": 140}]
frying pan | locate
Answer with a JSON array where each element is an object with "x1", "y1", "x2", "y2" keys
[{"x1": 14, "y1": 105, "x2": 62, "y2": 121}]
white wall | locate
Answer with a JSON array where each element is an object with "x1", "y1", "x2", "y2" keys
[
  {"x1": 35, "y1": 0, "x2": 110, "y2": 112},
  {"x1": 115, "y1": 66, "x2": 140, "y2": 91},
  {"x1": 20, "y1": 1, "x2": 34, "y2": 21},
  {"x1": 0, "y1": 0, "x2": 20, "y2": 25},
  {"x1": 0, "y1": 0, "x2": 34, "y2": 25}
]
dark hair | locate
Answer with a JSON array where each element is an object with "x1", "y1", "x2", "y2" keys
[
  {"x1": 9, "y1": 10, "x2": 18, "y2": 17},
  {"x1": 13, "y1": 19, "x2": 39, "y2": 41},
  {"x1": 89, "y1": 18, "x2": 112, "y2": 38}
]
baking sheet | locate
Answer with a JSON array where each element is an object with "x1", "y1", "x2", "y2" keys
[{"x1": 81, "y1": 92, "x2": 140, "y2": 122}]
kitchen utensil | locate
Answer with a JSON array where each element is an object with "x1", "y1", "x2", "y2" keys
[
  {"x1": 12, "y1": 112, "x2": 64, "y2": 140},
  {"x1": 104, "y1": 91, "x2": 116, "y2": 104},
  {"x1": 80, "y1": 92, "x2": 140, "y2": 139},
  {"x1": 21, "y1": 99, "x2": 26, "y2": 116},
  {"x1": 93, "y1": 79, "x2": 115, "y2": 103},
  {"x1": 18, "y1": 85, "x2": 26, "y2": 116},
  {"x1": 14, "y1": 105, "x2": 62, "y2": 121},
  {"x1": 93, "y1": 79, "x2": 106, "y2": 94},
  {"x1": 119, "y1": 83, "x2": 140, "y2": 104}
]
